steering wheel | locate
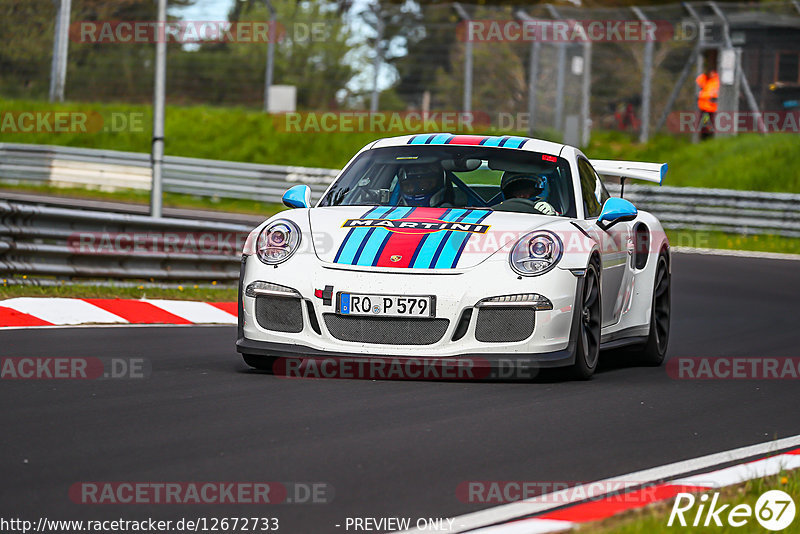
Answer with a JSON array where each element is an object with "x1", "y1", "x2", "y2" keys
[{"x1": 493, "y1": 198, "x2": 557, "y2": 215}]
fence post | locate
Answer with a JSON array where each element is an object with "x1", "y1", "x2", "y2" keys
[
  {"x1": 263, "y1": 1, "x2": 276, "y2": 113},
  {"x1": 716, "y1": 48, "x2": 741, "y2": 138},
  {"x1": 516, "y1": 10, "x2": 540, "y2": 136},
  {"x1": 580, "y1": 39, "x2": 592, "y2": 146},
  {"x1": 546, "y1": 5, "x2": 566, "y2": 133},
  {"x1": 654, "y1": 2, "x2": 702, "y2": 135},
  {"x1": 48, "y1": 0, "x2": 71, "y2": 102},
  {"x1": 709, "y1": 0, "x2": 764, "y2": 133},
  {"x1": 370, "y1": 6, "x2": 384, "y2": 113},
  {"x1": 150, "y1": 0, "x2": 168, "y2": 218},
  {"x1": 453, "y1": 3, "x2": 473, "y2": 113},
  {"x1": 632, "y1": 7, "x2": 653, "y2": 143}
]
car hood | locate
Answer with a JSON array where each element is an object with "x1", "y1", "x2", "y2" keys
[{"x1": 309, "y1": 205, "x2": 556, "y2": 270}]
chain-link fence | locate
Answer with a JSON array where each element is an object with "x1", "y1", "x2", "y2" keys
[{"x1": 2, "y1": 0, "x2": 800, "y2": 143}]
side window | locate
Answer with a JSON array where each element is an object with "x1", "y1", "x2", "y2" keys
[
  {"x1": 578, "y1": 159, "x2": 602, "y2": 218},
  {"x1": 591, "y1": 165, "x2": 611, "y2": 206}
]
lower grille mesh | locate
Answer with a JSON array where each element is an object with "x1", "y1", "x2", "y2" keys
[
  {"x1": 255, "y1": 296, "x2": 304, "y2": 333},
  {"x1": 475, "y1": 307, "x2": 535, "y2": 342},
  {"x1": 323, "y1": 314, "x2": 449, "y2": 345}
]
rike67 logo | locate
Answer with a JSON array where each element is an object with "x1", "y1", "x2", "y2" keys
[{"x1": 668, "y1": 490, "x2": 796, "y2": 531}]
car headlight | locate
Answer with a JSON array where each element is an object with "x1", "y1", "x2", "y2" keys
[
  {"x1": 509, "y1": 231, "x2": 563, "y2": 276},
  {"x1": 255, "y1": 220, "x2": 301, "y2": 265}
]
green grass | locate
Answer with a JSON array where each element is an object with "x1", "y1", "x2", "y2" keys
[
  {"x1": 0, "y1": 98, "x2": 448, "y2": 169},
  {"x1": 0, "y1": 283, "x2": 236, "y2": 302},
  {"x1": 587, "y1": 130, "x2": 800, "y2": 193},
  {"x1": 666, "y1": 229, "x2": 800, "y2": 255},
  {"x1": 590, "y1": 467, "x2": 800, "y2": 533}
]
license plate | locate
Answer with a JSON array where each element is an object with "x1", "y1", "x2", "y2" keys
[{"x1": 338, "y1": 293, "x2": 435, "y2": 318}]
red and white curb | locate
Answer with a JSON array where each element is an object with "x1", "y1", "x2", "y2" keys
[
  {"x1": 0, "y1": 298, "x2": 237, "y2": 327},
  {"x1": 401, "y1": 434, "x2": 800, "y2": 533}
]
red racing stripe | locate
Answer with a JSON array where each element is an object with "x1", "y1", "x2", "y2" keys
[
  {"x1": 208, "y1": 302, "x2": 237, "y2": 317},
  {"x1": 447, "y1": 135, "x2": 487, "y2": 145},
  {"x1": 82, "y1": 299, "x2": 193, "y2": 324},
  {"x1": 374, "y1": 207, "x2": 448, "y2": 267},
  {"x1": 538, "y1": 484, "x2": 709, "y2": 523},
  {"x1": 0, "y1": 306, "x2": 53, "y2": 327}
]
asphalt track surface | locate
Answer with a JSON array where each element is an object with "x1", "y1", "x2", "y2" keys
[{"x1": 1, "y1": 253, "x2": 799, "y2": 533}]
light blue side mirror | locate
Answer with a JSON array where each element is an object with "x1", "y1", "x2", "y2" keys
[
  {"x1": 597, "y1": 197, "x2": 637, "y2": 230},
  {"x1": 282, "y1": 185, "x2": 311, "y2": 209}
]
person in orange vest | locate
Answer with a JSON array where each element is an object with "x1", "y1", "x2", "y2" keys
[{"x1": 696, "y1": 67, "x2": 719, "y2": 140}]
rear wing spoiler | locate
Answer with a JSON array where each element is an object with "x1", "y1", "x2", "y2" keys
[{"x1": 589, "y1": 159, "x2": 667, "y2": 185}]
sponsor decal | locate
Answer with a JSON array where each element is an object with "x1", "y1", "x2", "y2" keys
[
  {"x1": 668, "y1": 490, "x2": 795, "y2": 530},
  {"x1": 342, "y1": 218, "x2": 489, "y2": 235}
]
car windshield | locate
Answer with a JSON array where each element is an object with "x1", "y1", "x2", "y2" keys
[{"x1": 319, "y1": 146, "x2": 577, "y2": 217}]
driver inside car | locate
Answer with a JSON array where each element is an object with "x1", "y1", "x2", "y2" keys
[
  {"x1": 397, "y1": 163, "x2": 452, "y2": 207},
  {"x1": 492, "y1": 172, "x2": 558, "y2": 215}
]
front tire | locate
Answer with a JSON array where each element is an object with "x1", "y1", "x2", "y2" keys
[
  {"x1": 636, "y1": 254, "x2": 671, "y2": 366},
  {"x1": 571, "y1": 263, "x2": 601, "y2": 380}
]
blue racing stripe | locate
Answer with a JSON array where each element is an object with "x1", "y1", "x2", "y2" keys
[
  {"x1": 482, "y1": 136, "x2": 505, "y2": 147},
  {"x1": 434, "y1": 210, "x2": 491, "y2": 269},
  {"x1": 410, "y1": 209, "x2": 467, "y2": 268},
  {"x1": 335, "y1": 206, "x2": 392, "y2": 264},
  {"x1": 408, "y1": 208, "x2": 455, "y2": 268},
  {"x1": 409, "y1": 134, "x2": 435, "y2": 145},
  {"x1": 503, "y1": 136, "x2": 528, "y2": 149},
  {"x1": 333, "y1": 206, "x2": 381, "y2": 263},
  {"x1": 429, "y1": 133, "x2": 453, "y2": 144},
  {"x1": 428, "y1": 210, "x2": 471, "y2": 268},
  {"x1": 354, "y1": 207, "x2": 412, "y2": 266}
]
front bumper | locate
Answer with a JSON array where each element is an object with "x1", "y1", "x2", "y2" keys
[{"x1": 237, "y1": 251, "x2": 582, "y2": 365}]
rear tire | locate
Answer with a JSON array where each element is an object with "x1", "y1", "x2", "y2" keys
[
  {"x1": 242, "y1": 354, "x2": 277, "y2": 372},
  {"x1": 636, "y1": 254, "x2": 671, "y2": 366},
  {"x1": 570, "y1": 263, "x2": 601, "y2": 380}
]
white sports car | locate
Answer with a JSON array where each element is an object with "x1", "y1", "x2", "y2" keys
[{"x1": 236, "y1": 134, "x2": 671, "y2": 379}]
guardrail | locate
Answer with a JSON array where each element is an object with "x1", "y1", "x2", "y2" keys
[
  {"x1": 0, "y1": 143, "x2": 338, "y2": 203},
  {"x1": 0, "y1": 201, "x2": 248, "y2": 281},
  {"x1": 2, "y1": 143, "x2": 799, "y2": 239},
  {"x1": 607, "y1": 184, "x2": 800, "y2": 238}
]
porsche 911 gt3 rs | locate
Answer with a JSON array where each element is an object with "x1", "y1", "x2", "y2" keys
[{"x1": 236, "y1": 134, "x2": 671, "y2": 379}]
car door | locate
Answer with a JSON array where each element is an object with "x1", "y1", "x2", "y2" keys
[{"x1": 577, "y1": 158, "x2": 634, "y2": 327}]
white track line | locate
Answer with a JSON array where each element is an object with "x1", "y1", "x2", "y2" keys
[
  {"x1": 140, "y1": 299, "x2": 237, "y2": 324},
  {"x1": 0, "y1": 297, "x2": 128, "y2": 325},
  {"x1": 467, "y1": 519, "x2": 573, "y2": 534},
  {"x1": 398, "y1": 434, "x2": 800, "y2": 533},
  {"x1": 673, "y1": 454, "x2": 800, "y2": 488},
  {"x1": 672, "y1": 247, "x2": 800, "y2": 261}
]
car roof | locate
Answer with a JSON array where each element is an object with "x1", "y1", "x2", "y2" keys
[{"x1": 369, "y1": 133, "x2": 567, "y2": 157}]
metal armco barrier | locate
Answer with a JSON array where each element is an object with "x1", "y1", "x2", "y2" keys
[
  {"x1": 0, "y1": 143, "x2": 339, "y2": 203},
  {"x1": 606, "y1": 184, "x2": 800, "y2": 238},
  {"x1": 0, "y1": 201, "x2": 250, "y2": 281}
]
